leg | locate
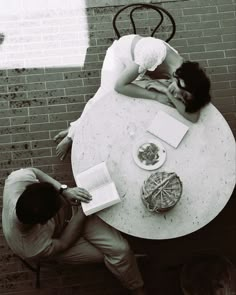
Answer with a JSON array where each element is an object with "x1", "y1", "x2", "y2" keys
[
  {"x1": 54, "y1": 234, "x2": 146, "y2": 294},
  {"x1": 82, "y1": 215, "x2": 145, "y2": 292},
  {"x1": 54, "y1": 236, "x2": 104, "y2": 264}
]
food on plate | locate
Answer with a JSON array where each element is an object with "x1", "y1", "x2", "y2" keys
[{"x1": 137, "y1": 142, "x2": 160, "y2": 166}]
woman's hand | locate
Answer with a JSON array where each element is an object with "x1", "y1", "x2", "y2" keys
[
  {"x1": 166, "y1": 91, "x2": 199, "y2": 123},
  {"x1": 63, "y1": 187, "x2": 92, "y2": 205},
  {"x1": 167, "y1": 92, "x2": 186, "y2": 105},
  {"x1": 145, "y1": 80, "x2": 169, "y2": 94}
]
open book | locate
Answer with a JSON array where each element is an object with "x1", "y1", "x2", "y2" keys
[
  {"x1": 75, "y1": 162, "x2": 121, "y2": 216},
  {"x1": 147, "y1": 111, "x2": 189, "y2": 148}
]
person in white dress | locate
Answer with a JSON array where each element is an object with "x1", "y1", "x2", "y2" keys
[{"x1": 54, "y1": 34, "x2": 211, "y2": 160}]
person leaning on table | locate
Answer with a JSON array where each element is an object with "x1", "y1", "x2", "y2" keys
[
  {"x1": 2, "y1": 168, "x2": 146, "y2": 295},
  {"x1": 54, "y1": 34, "x2": 211, "y2": 160}
]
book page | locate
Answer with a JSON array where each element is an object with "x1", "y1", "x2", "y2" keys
[
  {"x1": 81, "y1": 182, "x2": 121, "y2": 215},
  {"x1": 76, "y1": 162, "x2": 112, "y2": 191},
  {"x1": 147, "y1": 111, "x2": 189, "y2": 148}
]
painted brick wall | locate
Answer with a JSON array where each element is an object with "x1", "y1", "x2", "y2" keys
[{"x1": 0, "y1": 0, "x2": 235, "y2": 294}]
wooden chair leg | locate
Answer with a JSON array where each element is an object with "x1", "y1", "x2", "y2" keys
[
  {"x1": 35, "y1": 262, "x2": 41, "y2": 288},
  {"x1": 18, "y1": 257, "x2": 41, "y2": 288}
]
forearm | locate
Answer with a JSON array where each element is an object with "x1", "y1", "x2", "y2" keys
[
  {"x1": 30, "y1": 168, "x2": 62, "y2": 191},
  {"x1": 55, "y1": 206, "x2": 86, "y2": 252},
  {"x1": 30, "y1": 168, "x2": 91, "y2": 205},
  {"x1": 115, "y1": 82, "x2": 157, "y2": 100},
  {"x1": 166, "y1": 92, "x2": 199, "y2": 123}
]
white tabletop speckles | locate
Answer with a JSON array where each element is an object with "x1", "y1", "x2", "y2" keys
[{"x1": 71, "y1": 90, "x2": 236, "y2": 239}]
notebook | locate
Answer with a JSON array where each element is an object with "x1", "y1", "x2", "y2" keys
[{"x1": 147, "y1": 111, "x2": 189, "y2": 148}]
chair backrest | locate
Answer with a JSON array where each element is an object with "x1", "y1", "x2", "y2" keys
[{"x1": 112, "y1": 3, "x2": 176, "y2": 43}]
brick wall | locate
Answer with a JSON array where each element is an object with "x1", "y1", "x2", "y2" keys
[{"x1": 0, "y1": 0, "x2": 235, "y2": 294}]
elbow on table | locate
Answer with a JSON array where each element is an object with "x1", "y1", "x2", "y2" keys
[
  {"x1": 114, "y1": 82, "x2": 123, "y2": 94},
  {"x1": 186, "y1": 111, "x2": 200, "y2": 123},
  {"x1": 114, "y1": 79, "x2": 132, "y2": 95}
]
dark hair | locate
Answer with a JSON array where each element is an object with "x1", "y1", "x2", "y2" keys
[
  {"x1": 175, "y1": 61, "x2": 211, "y2": 113},
  {"x1": 180, "y1": 253, "x2": 235, "y2": 295},
  {"x1": 16, "y1": 182, "x2": 61, "y2": 225}
]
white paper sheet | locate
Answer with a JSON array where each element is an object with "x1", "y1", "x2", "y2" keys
[{"x1": 147, "y1": 111, "x2": 189, "y2": 148}]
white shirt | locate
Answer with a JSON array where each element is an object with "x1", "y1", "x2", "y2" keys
[{"x1": 2, "y1": 169, "x2": 57, "y2": 259}]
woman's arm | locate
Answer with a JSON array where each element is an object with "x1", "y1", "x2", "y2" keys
[
  {"x1": 145, "y1": 80, "x2": 199, "y2": 122},
  {"x1": 114, "y1": 62, "x2": 199, "y2": 122},
  {"x1": 114, "y1": 63, "x2": 159, "y2": 100},
  {"x1": 166, "y1": 92, "x2": 200, "y2": 123}
]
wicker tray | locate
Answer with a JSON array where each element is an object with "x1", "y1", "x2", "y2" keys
[{"x1": 141, "y1": 171, "x2": 182, "y2": 213}]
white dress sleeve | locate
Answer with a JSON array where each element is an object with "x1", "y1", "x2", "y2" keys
[
  {"x1": 67, "y1": 120, "x2": 78, "y2": 139},
  {"x1": 134, "y1": 37, "x2": 167, "y2": 77}
]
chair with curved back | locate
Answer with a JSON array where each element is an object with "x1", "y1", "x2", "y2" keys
[{"x1": 112, "y1": 3, "x2": 176, "y2": 43}]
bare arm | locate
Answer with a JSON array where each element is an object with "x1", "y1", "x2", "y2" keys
[
  {"x1": 30, "y1": 167, "x2": 92, "y2": 204},
  {"x1": 50, "y1": 205, "x2": 86, "y2": 254},
  {"x1": 166, "y1": 92, "x2": 200, "y2": 123},
  {"x1": 114, "y1": 63, "x2": 199, "y2": 122},
  {"x1": 114, "y1": 64, "x2": 199, "y2": 122},
  {"x1": 28, "y1": 168, "x2": 92, "y2": 254},
  {"x1": 143, "y1": 80, "x2": 200, "y2": 122},
  {"x1": 114, "y1": 63, "x2": 158, "y2": 100},
  {"x1": 30, "y1": 167, "x2": 64, "y2": 191}
]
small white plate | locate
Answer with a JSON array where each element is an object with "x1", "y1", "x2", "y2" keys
[{"x1": 132, "y1": 137, "x2": 166, "y2": 170}]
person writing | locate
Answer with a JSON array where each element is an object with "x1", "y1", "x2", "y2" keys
[
  {"x1": 101, "y1": 34, "x2": 211, "y2": 123},
  {"x1": 54, "y1": 34, "x2": 211, "y2": 159},
  {"x1": 2, "y1": 168, "x2": 146, "y2": 295}
]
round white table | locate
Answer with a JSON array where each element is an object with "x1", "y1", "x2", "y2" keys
[{"x1": 71, "y1": 91, "x2": 235, "y2": 239}]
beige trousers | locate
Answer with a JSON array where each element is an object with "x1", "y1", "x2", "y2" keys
[{"x1": 54, "y1": 215, "x2": 144, "y2": 290}]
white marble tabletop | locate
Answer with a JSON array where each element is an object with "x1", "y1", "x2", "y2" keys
[{"x1": 71, "y1": 91, "x2": 236, "y2": 239}]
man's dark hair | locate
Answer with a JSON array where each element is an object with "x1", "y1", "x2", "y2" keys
[
  {"x1": 180, "y1": 253, "x2": 235, "y2": 295},
  {"x1": 175, "y1": 61, "x2": 211, "y2": 113},
  {"x1": 16, "y1": 182, "x2": 61, "y2": 225}
]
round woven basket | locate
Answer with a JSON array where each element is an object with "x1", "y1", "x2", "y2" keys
[{"x1": 141, "y1": 171, "x2": 182, "y2": 213}]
